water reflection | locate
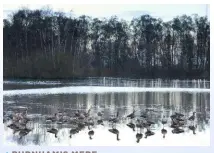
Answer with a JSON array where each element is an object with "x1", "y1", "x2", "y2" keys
[
  {"x1": 4, "y1": 78, "x2": 210, "y2": 89},
  {"x1": 3, "y1": 91, "x2": 210, "y2": 146}
]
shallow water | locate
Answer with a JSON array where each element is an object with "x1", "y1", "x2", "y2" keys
[{"x1": 3, "y1": 78, "x2": 210, "y2": 146}]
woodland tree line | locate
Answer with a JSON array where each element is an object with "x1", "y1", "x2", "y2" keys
[{"x1": 3, "y1": 8, "x2": 210, "y2": 79}]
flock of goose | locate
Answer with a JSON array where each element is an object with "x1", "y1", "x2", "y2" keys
[{"x1": 3, "y1": 107, "x2": 197, "y2": 143}]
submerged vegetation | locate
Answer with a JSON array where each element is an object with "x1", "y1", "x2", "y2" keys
[{"x1": 3, "y1": 7, "x2": 210, "y2": 79}]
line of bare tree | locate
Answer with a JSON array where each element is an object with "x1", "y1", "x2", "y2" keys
[{"x1": 3, "y1": 8, "x2": 210, "y2": 79}]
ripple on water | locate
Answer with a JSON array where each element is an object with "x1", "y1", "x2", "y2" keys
[
  {"x1": 4, "y1": 101, "x2": 16, "y2": 104},
  {"x1": 9, "y1": 106, "x2": 29, "y2": 110},
  {"x1": 27, "y1": 114, "x2": 43, "y2": 119}
]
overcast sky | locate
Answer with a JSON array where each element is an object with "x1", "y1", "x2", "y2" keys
[{"x1": 3, "y1": 4, "x2": 210, "y2": 21}]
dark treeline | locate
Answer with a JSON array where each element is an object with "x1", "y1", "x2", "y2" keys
[{"x1": 3, "y1": 8, "x2": 210, "y2": 79}]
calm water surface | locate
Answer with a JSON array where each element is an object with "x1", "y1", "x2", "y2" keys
[{"x1": 3, "y1": 78, "x2": 210, "y2": 146}]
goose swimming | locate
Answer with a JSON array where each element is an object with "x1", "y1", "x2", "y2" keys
[
  {"x1": 161, "y1": 128, "x2": 167, "y2": 138},
  {"x1": 69, "y1": 128, "x2": 79, "y2": 138},
  {"x1": 145, "y1": 129, "x2": 155, "y2": 138},
  {"x1": 88, "y1": 130, "x2": 94, "y2": 140},
  {"x1": 127, "y1": 110, "x2": 135, "y2": 119},
  {"x1": 109, "y1": 128, "x2": 120, "y2": 141},
  {"x1": 172, "y1": 127, "x2": 184, "y2": 134},
  {"x1": 136, "y1": 133, "x2": 143, "y2": 143},
  {"x1": 97, "y1": 119, "x2": 104, "y2": 126},
  {"x1": 175, "y1": 112, "x2": 184, "y2": 118},
  {"x1": 127, "y1": 122, "x2": 135, "y2": 131},
  {"x1": 97, "y1": 111, "x2": 104, "y2": 117},
  {"x1": 188, "y1": 112, "x2": 196, "y2": 121},
  {"x1": 46, "y1": 113, "x2": 58, "y2": 122},
  {"x1": 47, "y1": 128, "x2": 58, "y2": 138}
]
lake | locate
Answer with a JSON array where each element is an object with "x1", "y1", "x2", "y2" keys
[{"x1": 3, "y1": 78, "x2": 210, "y2": 146}]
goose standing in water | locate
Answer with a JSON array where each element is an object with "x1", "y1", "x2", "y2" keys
[
  {"x1": 109, "y1": 128, "x2": 120, "y2": 141},
  {"x1": 47, "y1": 128, "x2": 58, "y2": 138},
  {"x1": 189, "y1": 125, "x2": 197, "y2": 135},
  {"x1": 88, "y1": 130, "x2": 94, "y2": 140}
]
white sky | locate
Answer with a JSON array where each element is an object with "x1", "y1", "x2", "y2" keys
[{"x1": 3, "y1": 4, "x2": 210, "y2": 21}]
